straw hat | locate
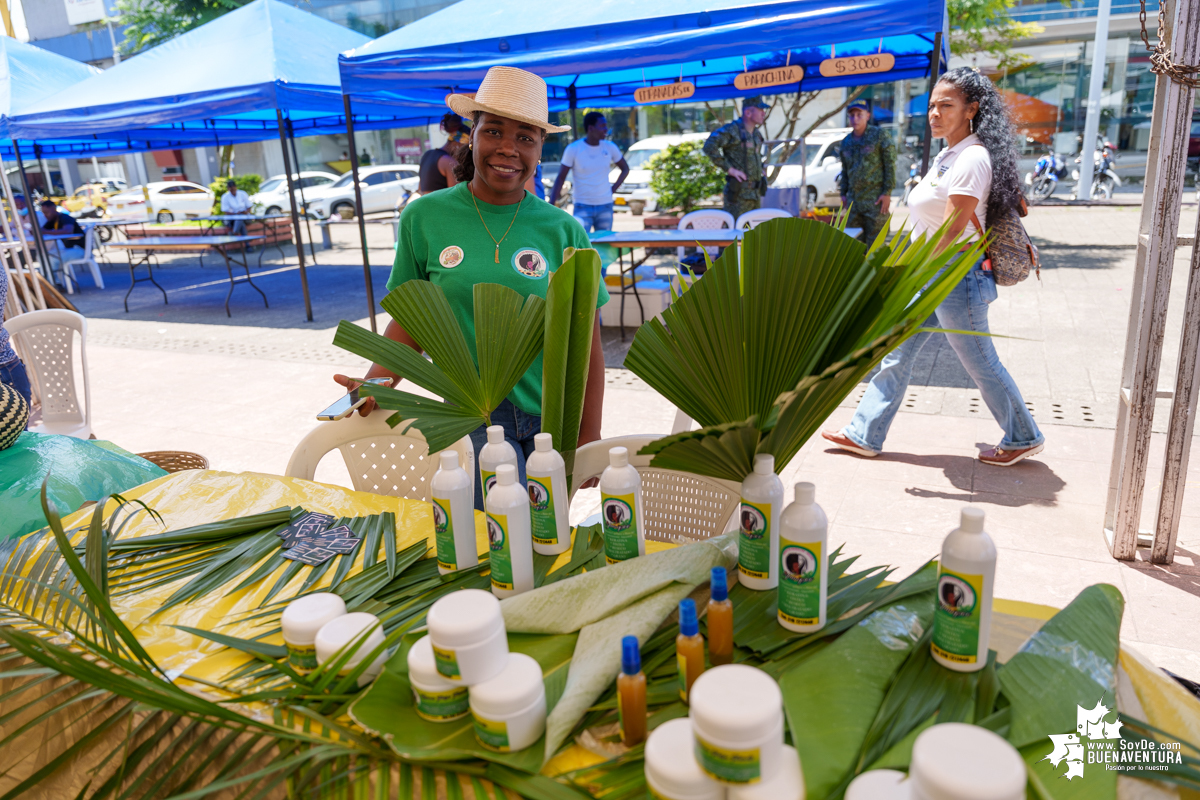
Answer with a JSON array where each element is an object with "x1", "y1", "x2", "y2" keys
[{"x1": 446, "y1": 67, "x2": 570, "y2": 134}]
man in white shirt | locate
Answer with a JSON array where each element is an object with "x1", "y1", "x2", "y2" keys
[
  {"x1": 220, "y1": 179, "x2": 254, "y2": 236},
  {"x1": 549, "y1": 112, "x2": 629, "y2": 233}
]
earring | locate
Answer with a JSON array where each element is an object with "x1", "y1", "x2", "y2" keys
[{"x1": 970, "y1": 117, "x2": 975, "y2": 133}]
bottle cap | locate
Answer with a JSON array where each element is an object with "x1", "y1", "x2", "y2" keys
[
  {"x1": 439, "y1": 450, "x2": 460, "y2": 471},
  {"x1": 710, "y1": 566, "x2": 728, "y2": 602},
  {"x1": 534, "y1": 432, "x2": 553, "y2": 452},
  {"x1": 794, "y1": 482, "x2": 816, "y2": 504},
  {"x1": 910, "y1": 723, "x2": 1024, "y2": 800},
  {"x1": 496, "y1": 464, "x2": 517, "y2": 486},
  {"x1": 678, "y1": 598, "x2": 698, "y2": 637},
  {"x1": 959, "y1": 506, "x2": 985, "y2": 533},
  {"x1": 486, "y1": 425, "x2": 504, "y2": 445},
  {"x1": 609, "y1": 446, "x2": 629, "y2": 468},
  {"x1": 621, "y1": 635, "x2": 641, "y2": 675},
  {"x1": 753, "y1": 453, "x2": 775, "y2": 475}
]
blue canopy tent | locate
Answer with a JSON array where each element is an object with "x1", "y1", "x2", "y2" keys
[{"x1": 13, "y1": 0, "x2": 447, "y2": 326}]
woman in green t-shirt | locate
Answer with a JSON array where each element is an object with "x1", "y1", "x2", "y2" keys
[{"x1": 334, "y1": 66, "x2": 609, "y2": 509}]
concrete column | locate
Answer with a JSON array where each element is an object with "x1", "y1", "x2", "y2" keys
[
  {"x1": 195, "y1": 146, "x2": 211, "y2": 186},
  {"x1": 57, "y1": 159, "x2": 76, "y2": 195},
  {"x1": 1079, "y1": 0, "x2": 1112, "y2": 200}
]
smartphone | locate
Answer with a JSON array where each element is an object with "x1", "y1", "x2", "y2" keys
[{"x1": 317, "y1": 377, "x2": 393, "y2": 421}]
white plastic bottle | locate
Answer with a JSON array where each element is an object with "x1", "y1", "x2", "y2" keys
[
  {"x1": 777, "y1": 482, "x2": 828, "y2": 632},
  {"x1": 931, "y1": 507, "x2": 996, "y2": 672},
  {"x1": 478, "y1": 425, "x2": 517, "y2": 500},
  {"x1": 485, "y1": 464, "x2": 534, "y2": 598},
  {"x1": 525, "y1": 433, "x2": 570, "y2": 556},
  {"x1": 431, "y1": 450, "x2": 477, "y2": 575},
  {"x1": 738, "y1": 454, "x2": 783, "y2": 591},
  {"x1": 599, "y1": 447, "x2": 645, "y2": 565}
]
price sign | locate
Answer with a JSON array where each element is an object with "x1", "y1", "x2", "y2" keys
[
  {"x1": 818, "y1": 53, "x2": 895, "y2": 78},
  {"x1": 634, "y1": 82, "x2": 696, "y2": 104},
  {"x1": 734, "y1": 65, "x2": 804, "y2": 92}
]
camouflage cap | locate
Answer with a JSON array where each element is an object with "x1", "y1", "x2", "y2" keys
[{"x1": 742, "y1": 96, "x2": 771, "y2": 110}]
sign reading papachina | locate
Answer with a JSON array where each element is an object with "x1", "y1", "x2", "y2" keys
[{"x1": 733, "y1": 65, "x2": 804, "y2": 91}]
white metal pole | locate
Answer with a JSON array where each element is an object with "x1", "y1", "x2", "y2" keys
[
  {"x1": 1079, "y1": 0, "x2": 1111, "y2": 201},
  {"x1": 107, "y1": 20, "x2": 121, "y2": 64}
]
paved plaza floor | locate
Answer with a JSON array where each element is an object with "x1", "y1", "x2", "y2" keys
[{"x1": 60, "y1": 201, "x2": 1200, "y2": 679}]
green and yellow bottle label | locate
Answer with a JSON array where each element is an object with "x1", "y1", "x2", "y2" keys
[
  {"x1": 432, "y1": 498, "x2": 456, "y2": 571},
  {"x1": 432, "y1": 643, "x2": 460, "y2": 680},
  {"x1": 676, "y1": 651, "x2": 689, "y2": 702},
  {"x1": 412, "y1": 685, "x2": 469, "y2": 722},
  {"x1": 472, "y1": 711, "x2": 510, "y2": 751},
  {"x1": 528, "y1": 476, "x2": 560, "y2": 546},
  {"x1": 778, "y1": 539, "x2": 822, "y2": 625},
  {"x1": 286, "y1": 642, "x2": 318, "y2": 672},
  {"x1": 694, "y1": 734, "x2": 761, "y2": 784},
  {"x1": 602, "y1": 491, "x2": 639, "y2": 564},
  {"x1": 931, "y1": 567, "x2": 985, "y2": 664},
  {"x1": 738, "y1": 500, "x2": 772, "y2": 580},
  {"x1": 480, "y1": 469, "x2": 498, "y2": 499},
  {"x1": 487, "y1": 513, "x2": 514, "y2": 591}
]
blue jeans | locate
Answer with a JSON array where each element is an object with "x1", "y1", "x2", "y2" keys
[
  {"x1": 572, "y1": 203, "x2": 614, "y2": 234},
  {"x1": 468, "y1": 398, "x2": 541, "y2": 511},
  {"x1": 0, "y1": 357, "x2": 32, "y2": 410},
  {"x1": 844, "y1": 258, "x2": 1044, "y2": 452}
]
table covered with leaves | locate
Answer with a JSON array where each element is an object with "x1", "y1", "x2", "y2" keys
[{"x1": 0, "y1": 469, "x2": 1196, "y2": 800}]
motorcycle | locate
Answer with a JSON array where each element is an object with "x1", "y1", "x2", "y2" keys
[
  {"x1": 900, "y1": 159, "x2": 920, "y2": 206},
  {"x1": 1024, "y1": 152, "x2": 1068, "y2": 202},
  {"x1": 1071, "y1": 141, "x2": 1121, "y2": 200}
]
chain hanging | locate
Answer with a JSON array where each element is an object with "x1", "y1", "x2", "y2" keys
[{"x1": 1139, "y1": 0, "x2": 1199, "y2": 88}]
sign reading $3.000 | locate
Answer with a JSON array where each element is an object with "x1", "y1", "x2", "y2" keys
[{"x1": 818, "y1": 53, "x2": 895, "y2": 78}]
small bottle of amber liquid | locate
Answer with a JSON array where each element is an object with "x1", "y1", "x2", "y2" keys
[
  {"x1": 676, "y1": 599, "x2": 705, "y2": 703},
  {"x1": 707, "y1": 567, "x2": 733, "y2": 666},
  {"x1": 617, "y1": 636, "x2": 646, "y2": 746}
]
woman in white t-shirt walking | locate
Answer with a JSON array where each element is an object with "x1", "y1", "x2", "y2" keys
[{"x1": 824, "y1": 67, "x2": 1044, "y2": 466}]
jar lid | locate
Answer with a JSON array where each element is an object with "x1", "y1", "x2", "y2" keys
[
  {"x1": 281, "y1": 593, "x2": 347, "y2": 644},
  {"x1": 846, "y1": 770, "x2": 910, "y2": 800},
  {"x1": 427, "y1": 589, "x2": 505, "y2": 647},
  {"x1": 407, "y1": 635, "x2": 456, "y2": 688},
  {"x1": 315, "y1": 612, "x2": 385, "y2": 670},
  {"x1": 645, "y1": 718, "x2": 720, "y2": 796},
  {"x1": 910, "y1": 723, "x2": 1024, "y2": 800},
  {"x1": 689, "y1": 664, "x2": 782, "y2": 740},
  {"x1": 468, "y1": 653, "x2": 543, "y2": 716}
]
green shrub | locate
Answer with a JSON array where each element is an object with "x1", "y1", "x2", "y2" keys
[
  {"x1": 648, "y1": 141, "x2": 726, "y2": 214},
  {"x1": 209, "y1": 174, "x2": 263, "y2": 213}
]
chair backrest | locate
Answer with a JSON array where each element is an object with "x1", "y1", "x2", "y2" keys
[
  {"x1": 735, "y1": 208, "x2": 791, "y2": 231},
  {"x1": 5, "y1": 309, "x2": 89, "y2": 429},
  {"x1": 285, "y1": 412, "x2": 475, "y2": 503},
  {"x1": 570, "y1": 434, "x2": 741, "y2": 544},
  {"x1": 677, "y1": 210, "x2": 736, "y2": 259}
]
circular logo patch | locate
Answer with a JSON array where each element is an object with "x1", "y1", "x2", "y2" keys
[
  {"x1": 602, "y1": 498, "x2": 633, "y2": 532},
  {"x1": 938, "y1": 575, "x2": 977, "y2": 617},
  {"x1": 432, "y1": 501, "x2": 448, "y2": 534},
  {"x1": 486, "y1": 515, "x2": 506, "y2": 552},
  {"x1": 781, "y1": 545, "x2": 817, "y2": 584},
  {"x1": 512, "y1": 248, "x2": 547, "y2": 279},
  {"x1": 740, "y1": 505, "x2": 766, "y2": 539},
  {"x1": 527, "y1": 479, "x2": 551, "y2": 512},
  {"x1": 439, "y1": 245, "x2": 464, "y2": 268}
]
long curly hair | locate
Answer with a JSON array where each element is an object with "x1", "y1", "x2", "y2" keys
[{"x1": 936, "y1": 67, "x2": 1022, "y2": 225}]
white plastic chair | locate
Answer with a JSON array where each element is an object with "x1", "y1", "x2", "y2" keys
[
  {"x1": 63, "y1": 224, "x2": 104, "y2": 292},
  {"x1": 6, "y1": 309, "x2": 92, "y2": 439},
  {"x1": 286, "y1": 411, "x2": 475, "y2": 503},
  {"x1": 735, "y1": 208, "x2": 791, "y2": 231},
  {"x1": 569, "y1": 434, "x2": 741, "y2": 543},
  {"x1": 676, "y1": 209, "x2": 735, "y2": 260}
]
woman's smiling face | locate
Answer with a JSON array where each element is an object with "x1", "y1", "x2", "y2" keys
[{"x1": 471, "y1": 112, "x2": 543, "y2": 200}]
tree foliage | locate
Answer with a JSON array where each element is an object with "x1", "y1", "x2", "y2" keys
[
  {"x1": 111, "y1": 0, "x2": 247, "y2": 55},
  {"x1": 648, "y1": 140, "x2": 726, "y2": 213},
  {"x1": 948, "y1": 0, "x2": 1044, "y2": 71}
]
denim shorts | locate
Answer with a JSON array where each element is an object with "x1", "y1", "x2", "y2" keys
[
  {"x1": 572, "y1": 203, "x2": 614, "y2": 234},
  {"x1": 0, "y1": 357, "x2": 32, "y2": 410}
]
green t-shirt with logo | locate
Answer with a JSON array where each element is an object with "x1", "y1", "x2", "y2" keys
[{"x1": 387, "y1": 182, "x2": 609, "y2": 415}]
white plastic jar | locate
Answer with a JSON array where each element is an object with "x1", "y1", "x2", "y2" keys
[
  {"x1": 315, "y1": 611, "x2": 386, "y2": 686},
  {"x1": 468, "y1": 653, "x2": 546, "y2": 752},
  {"x1": 407, "y1": 635, "x2": 470, "y2": 722},
  {"x1": 281, "y1": 592, "x2": 347, "y2": 672},
  {"x1": 644, "y1": 718, "x2": 726, "y2": 800},
  {"x1": 910, "y1": 723, "x2": 1025, "y2": 800},
  {"x1": 845, "y1": 769, "x2": 911, "y2": 800},
  {"x1": 727, "y1": 745, "x2": 803, "y2": 800},
  {"x1": 688, "y1": 664, "x2": 784, "y2": 786},
  {"x1": 426, "y1": 589, "x2": 509, "y2": 685}
]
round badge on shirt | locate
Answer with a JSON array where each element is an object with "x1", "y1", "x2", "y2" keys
[
  {"x1": 439, "y1": 246, "x2": 464, "y2": 268},
  {"x1": 512, "y1": 248, "x2": 547, "y2": 279}
]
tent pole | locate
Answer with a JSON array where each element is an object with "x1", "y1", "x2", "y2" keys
[
  {"x1": 569, "y1": 84, "x2": 578, "y2": 140},
  {"x1": 35, "y1": 146, "x2": 52, "y2": 198},
  {"x1": 276, "y1": 110, "x2": 313, "y2": 322},
  {"x1": 12, "y1": 140, "x2": 52, "y2": 286},
  {"x1": 285, "y1": 120, "x2": 319, "y2": 263},
  {"x1": 342, "y1": 94, "x2": 377, "y2": 334},
  {"x1": 920, "y1": 31, "x2": 943, "y2": 176}
]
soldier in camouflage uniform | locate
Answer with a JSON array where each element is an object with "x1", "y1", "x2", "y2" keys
[
  {"x1": 703, "y1": 97, "x2": 770, "y2": 221},
  {"x1": 838, "y1": 99, "x2": 896, "y2": 244}
]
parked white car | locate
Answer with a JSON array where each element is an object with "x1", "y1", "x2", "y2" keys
[
  {"x1": 769, "y1": 128, "x2": 851, "y2": 208},
  {"x1": 611, "y1": 133, "x2": 710, "y2": 215},
  {"x1": 106, "y1": 181, "x2": 215, "y2": 223},
  {"x1": 303, "y1": 165, "x2": 420, "y2": 219},
  {"x1": 251, "y1": 171, "x2": 339, "y2": 215}
]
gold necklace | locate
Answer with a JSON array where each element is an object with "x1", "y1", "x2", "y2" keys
[{"x1": 469, "y1": 184, "x2": 524, "y2": 263}]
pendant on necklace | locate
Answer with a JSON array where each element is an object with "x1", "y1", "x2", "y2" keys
[{"x1": 494, "y1": 245, "x2": 500, "y2": 263}]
